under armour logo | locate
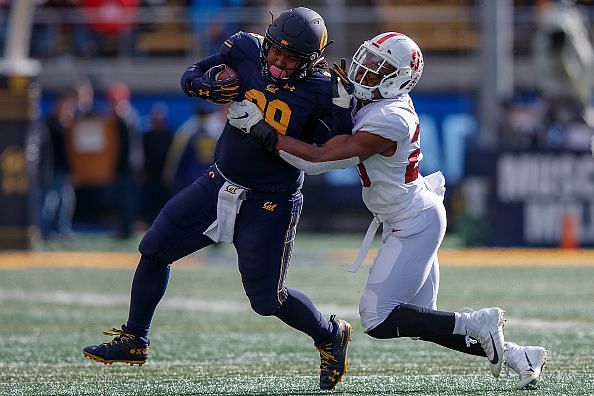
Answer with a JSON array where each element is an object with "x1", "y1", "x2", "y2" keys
[
  {"x1": 263, "y1": 201, "x2": 277, "y2": 212},
  {"x1": 129, "y1": 348, "x2": 148, "y2": 355},
  {"x1": 198, "y1": 89, "x2": 209, "y2": 96},
  {"x1": 283, "y1": 83, "x2": 296, "y2": 92}
]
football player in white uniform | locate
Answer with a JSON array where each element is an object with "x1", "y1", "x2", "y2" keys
[{"x1": 227, "y1": 32, "x2": 548, "y2": 390}]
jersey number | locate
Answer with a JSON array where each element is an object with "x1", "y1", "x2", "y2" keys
[
  {"x1": 405, "y1": 124, "x2": 421, "y2": 183},
  {"x1": 245, "y1": 89, "x2": 291, "y2": 134},
  {"x1": 356, "y1": 124, "x2": 421, "y2": 187},
  {"x1": 356, "y1": 163, "x2": 371, "y2": 187}
]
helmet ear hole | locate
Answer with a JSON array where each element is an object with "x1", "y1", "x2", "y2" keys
[{"x1": 399, "y1": 81, "x2": 411, "y2": 90}]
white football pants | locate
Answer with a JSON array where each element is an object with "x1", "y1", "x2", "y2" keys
[{"x1": 359, "y1": 202, "x2": 447, "y2": 332}]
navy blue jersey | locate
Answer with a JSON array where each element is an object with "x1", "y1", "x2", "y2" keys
[{"x1": 181, "y1": 31, "x2": 351, "y2": 192}]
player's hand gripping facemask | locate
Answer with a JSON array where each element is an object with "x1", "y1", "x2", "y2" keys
[{"x1": 331, "y1": 58, "x2": 355, "y2": 109}]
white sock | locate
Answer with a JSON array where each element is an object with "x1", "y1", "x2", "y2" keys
[{"x1": 453, "y1": 312, "x2": 470, "y2": 335}]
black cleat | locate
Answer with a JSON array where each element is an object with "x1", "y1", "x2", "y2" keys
[
  {"x1": 315, "y1": 315, "x2": 353, "y2": 390},
  {"x1": 83, "y1": 326, "x2": 150, "y2": 366}
]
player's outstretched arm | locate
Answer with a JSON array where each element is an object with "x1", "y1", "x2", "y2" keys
[
  {"x1": 276, "y1": 132, "x2": 394, "y2": 175},
  {"x1": 278, "y1": 150, "x2": 359, "y2": 175},
  {"x1": 227, "y1": 99, "x2": 395, "y2": 174}
]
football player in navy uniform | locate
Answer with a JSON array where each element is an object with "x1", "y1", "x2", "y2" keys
[
  {"x1": 83, "y1": 7, "x2": 353, "y2": 391},
  {"x1": 229, "y1": 32, "x2": 549, "y2": 391}
]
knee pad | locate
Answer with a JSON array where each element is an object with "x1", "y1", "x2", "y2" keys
[
  {"x1": 139, "y1": 228, "x2": 161, "y2": 258},
  {"x1": 359, "y1": 289, "x2": 380, "y2": 333},
  {"x1": 248, "y1": 293, "x2": 281, "y2": 316}
]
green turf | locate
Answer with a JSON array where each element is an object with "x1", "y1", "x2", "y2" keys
[{"x1": 1, "y1": 243, "x2": 593, "y2": 395}]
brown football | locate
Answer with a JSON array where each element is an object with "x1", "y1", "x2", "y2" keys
[{"x1": 215, "y1": 65, "x2": 238, "y2": 81}]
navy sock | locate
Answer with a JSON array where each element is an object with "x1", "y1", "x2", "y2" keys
[
  {"x1": 367, "y1": 303, "x2": 455, "y2": 339},
  {"x1": 274, "y1": 288, "x2": 333, "y2": 344},
  {"x1": 126, "y1": 255, "x2": 170, "y2": 338}
]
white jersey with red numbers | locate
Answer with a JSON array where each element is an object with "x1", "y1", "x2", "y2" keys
[
  {"x1": 353, "y1": 94, "x2": 439, "y2": 223},
  {"x1": 351, "y1": 94, "x2": 448, "y2": 332}
]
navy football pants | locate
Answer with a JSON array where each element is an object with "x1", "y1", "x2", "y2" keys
[{"x1": 126, "y1": 167, "x2": 333, "y2": 343}]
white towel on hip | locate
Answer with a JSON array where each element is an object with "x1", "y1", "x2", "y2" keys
[
  {"x1": 203, "y1": 181, "x2": 246, "y2": 243},
  {"x1": 423, "y1": 171, "x2": 446, "y2": 201}
]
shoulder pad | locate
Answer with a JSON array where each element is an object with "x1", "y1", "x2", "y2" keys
[
  {"x1": 248, "y1": 32, "x2": 264, "y2": 43},
  {"x1": 300, "y1": 71, "x2": 333, "y2": 98},
  {"x1": 220, "y1": 31, "x2": 260, "y2": 66}
]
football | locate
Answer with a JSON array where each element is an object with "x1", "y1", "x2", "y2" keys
[{"x1": 215, "y1": 65, "x2": 238, "y2": 81}]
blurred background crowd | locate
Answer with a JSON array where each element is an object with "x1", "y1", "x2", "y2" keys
[{"x1": 0, "y1": 0, "x2": 592, "y2": 247}]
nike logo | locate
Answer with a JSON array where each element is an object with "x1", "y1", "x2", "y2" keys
[
  {"x1": 230, "y1": 112, "x2": 249, "y2": 120},
  {"x1": 524, "y1": 351, "x2": 535, "y2": 371},
  {"x1": 489, "y1": 333, "x2": 499, "y2": 364}
]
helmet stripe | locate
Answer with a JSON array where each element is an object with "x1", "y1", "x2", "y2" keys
[
  {"x1": 319, "y1": 26, "x2": 328, "y2": 50},
  {"x1": 373, "y1": 32, "x2": 401, "y2": 47}
]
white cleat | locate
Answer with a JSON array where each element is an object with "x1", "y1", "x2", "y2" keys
[
  {"x1": 465, "y1": 307, "x2": 505, "y2": 377},
  {"x1": 505, "y1": 342, "x2": 548, "y2": 390}
]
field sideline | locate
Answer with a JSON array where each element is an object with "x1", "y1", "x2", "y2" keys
[
  {"x1": 1, "y1": 237, "x2": 593, "y2": 395},
  {"x1": 2, "y1": 248, "x2": 594, "y2": 269}
]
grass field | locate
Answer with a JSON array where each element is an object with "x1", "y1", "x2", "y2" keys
[{"x1": 1, "y1": 234, "x2": 594, "y2": 395}]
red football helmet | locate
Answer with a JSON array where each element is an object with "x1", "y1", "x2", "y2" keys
[{"x1": 348, "y1": 32, "x2": 424, "y2": 101}]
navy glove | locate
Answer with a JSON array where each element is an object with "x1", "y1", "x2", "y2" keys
[
  {"x1": 331, "y1": 58, "x2": 354, "y2": 109},
  {"x1": 186, "y1": 64, "x2": 241, "y2": 104}
]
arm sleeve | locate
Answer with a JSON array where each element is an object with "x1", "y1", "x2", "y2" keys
[{"x1": 279, "y1": 150, "x2": 360, "y2": 175}]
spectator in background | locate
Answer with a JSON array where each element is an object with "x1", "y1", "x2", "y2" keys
[
  {"x1": 39, "y1": 90, "x2": 77, "y2": 239},
  {"x1": 75, "y1": 0, "x2": 139, "y2": 57},
  {"x1": 498, "y1": 97, "x2": 543, "y2": 149},
  {"x1": 73, "y1": 75, "x2": 96, "y2": 118},
  {"x1": 532, "y1": 0, "x2": 594, "y2": 149},
  {"x1": 162, "y1": 106, "x2": 224, "y2": 194},
  {"x1": 141, "y1": 102, "x2": 173, "y2": 224},
  {"x1": 29, "y1": 0, "x2": 81, "y2": 58},
  {"x1": 189, "y1": 0, "x2": 244, "y2": 57},
  {"x1": 106, "y1": 82, "x2": 144, "y2": 239},
  {"x1": 241, "y1": 0, "x2": 288, "y2": 33}
]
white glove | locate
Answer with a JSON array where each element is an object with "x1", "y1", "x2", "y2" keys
[
  {"x1": 331, "y1": 58, "x2": 355, "y2": 109},
  {"x1": 227, "y1": 99, "x2": 263, "y2": 133},
  {"x1": 332, "y1": 80, "x2": 352, "y2": 109}
]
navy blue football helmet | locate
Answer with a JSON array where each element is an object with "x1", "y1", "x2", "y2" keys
[{"x1": 260, "y1": 7, "x2": 329, "y2": 82}]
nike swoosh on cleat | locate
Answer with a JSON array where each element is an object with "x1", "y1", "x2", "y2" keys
[
  {"x1": 524, "y1": 351, "x2": 535, "y2": 371},
  {"x1": 489, "y1": 333, "x2": 499, "y2": 364},
  {"x1": 231, "y1": 112, "x2": 249, "y2": 120}
]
